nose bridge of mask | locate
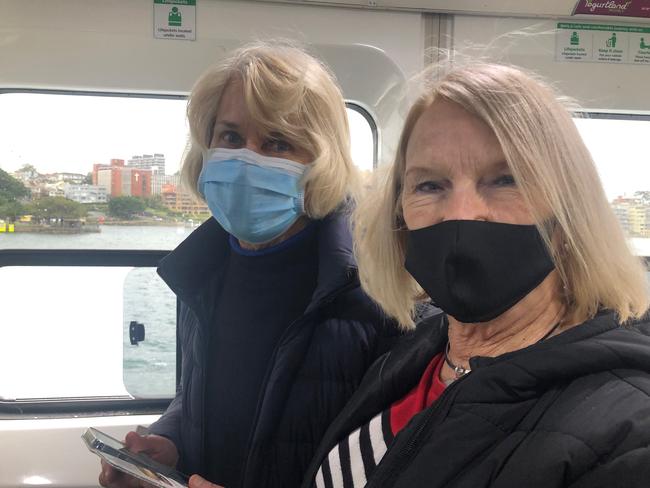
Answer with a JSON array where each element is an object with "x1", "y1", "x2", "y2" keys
[{"x1": 203, "y1": 147, "x2": 309, "y2": 177}]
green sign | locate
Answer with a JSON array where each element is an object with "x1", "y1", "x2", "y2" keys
[
  {"x1": 556, "y1": 22, "x2": 650, "y2": 64},
  {"x1": 153, "y1": 0, "x2": 196, "y2": 41},
  {"x1": 558, "y1": 22, "x2": 650, "y2": 33},
  {"x1": 154, "y1": 0, "x2": 196, "y2": 5}
]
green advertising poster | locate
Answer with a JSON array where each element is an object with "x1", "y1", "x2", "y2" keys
[
  {"x1": 556, "y1": 22, "x2": 650, "y2": 64},
  {"x1": 153, "y1": 0, "x2": 196, "y2": 41}
]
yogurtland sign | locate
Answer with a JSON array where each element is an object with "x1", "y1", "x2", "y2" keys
[{"x1": 573, "y1": 0, "x2": 650, "y2": 17}]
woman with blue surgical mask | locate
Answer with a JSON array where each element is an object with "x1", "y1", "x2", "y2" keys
[{"x1": 98, "y1": 41, "x2": 398, "y2": 488}]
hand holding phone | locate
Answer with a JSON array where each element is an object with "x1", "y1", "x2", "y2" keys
[{"x1": 85, "y1": 428, "x2": 185, "y2": 488}]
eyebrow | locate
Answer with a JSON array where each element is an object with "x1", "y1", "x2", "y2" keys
[
  {"x1": 490, "y1": 160, "x2": 510, "y2": 171},
  {"x1": 404, "y1": 165, "x2": 443, "y2": 180},
  {"x1": 213, "y1": 121, "x2": 240, "y2": 130},
  {"x1": 404, "y1": 159, "x2": 510, "y2": 179}
]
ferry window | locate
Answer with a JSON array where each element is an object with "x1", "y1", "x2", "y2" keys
[
  {"x1": 0, "y1": 264, "x2": 176, "y2": 401},
  {"x1": 346, "y1": 105, "x2": 376, "y2": 172},
  {"x1": 123, "y1": 267, "x2": 177, "y2": 399},
  {"x1": 574, "y1": 115, "x2": 650, "y2": 257},
  {"x1": 0, "y1": 92, "x2": 194, "y2": 252}
]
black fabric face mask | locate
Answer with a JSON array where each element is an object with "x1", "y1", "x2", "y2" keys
[{"x1": 404, "y1": 220, "x2": 556, "y2": 323}]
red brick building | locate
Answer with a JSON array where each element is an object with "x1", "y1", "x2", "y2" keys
[{"x1": 94, "y1": 159, "x2": 152, "y2": 198}]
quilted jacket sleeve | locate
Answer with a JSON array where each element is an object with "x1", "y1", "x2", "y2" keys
[
  {"x1": 147, "y1": 301, "x2": 198, "y2": 454},
  {"x1": 148, "y1": 391, "x2": 183, "y2": 451},
  {"x1": 568, "y1": 446, "x2": 650, "y2": 488}
]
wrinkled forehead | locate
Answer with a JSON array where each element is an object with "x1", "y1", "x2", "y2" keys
[{"x1": 404, "y1": 99, "x2": 505, "y2": 176}]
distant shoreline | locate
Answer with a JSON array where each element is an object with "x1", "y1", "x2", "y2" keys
[
  {"x1": 102, "y1": 219, "x2": 205, "y2": 226},
  {"x1": 9, "y1": 219, "x2": 203, "y2": 234},
  {"x1": 13, "y1": 223, "x2": 101, "y2": 234}
]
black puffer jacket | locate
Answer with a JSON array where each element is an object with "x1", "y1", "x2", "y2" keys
[
  {"x1": 302, "y1": 311, "x2": 650, "y2": 488},
  {"x1": 148, "y1": 210, "x2": 398, "y2": 488}
]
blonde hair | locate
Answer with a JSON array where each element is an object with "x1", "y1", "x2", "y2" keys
[
  {"x1": 355, "y1": 62, "x2": 649, "y2": 329},
  {"x1": 181, "y1": 40, "x2": 358, "y2": 217}
]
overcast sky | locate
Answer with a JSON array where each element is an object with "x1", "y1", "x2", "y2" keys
[
  {"x1": 0, "y1": 92, "x2": 375, "y2": 177},
  {"x1": 0, "y1": 93, "x2": 189, "y2": 176},
  {"x1": 0, "y1": 93, "x2": 647, "y2": 201}
]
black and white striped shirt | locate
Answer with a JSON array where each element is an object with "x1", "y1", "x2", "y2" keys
[
  {"x1": 315, "y1": 408, "x2": 393, "y2": 488},
  {"x1": 313, "y1": 352, "x2": 447, "y2": 488}
]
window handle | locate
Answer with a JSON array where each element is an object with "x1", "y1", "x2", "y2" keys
[{"x1": 129, "y1": 321, "x2": 145, "y2": 345}]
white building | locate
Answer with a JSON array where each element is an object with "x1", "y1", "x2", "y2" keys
[
  {"x1": 50, "y1": 172, "x2": 87, "y2": 184},
  {"x1": 64, "y1": 184, "x2": 108, "y2": 203},
  {"x1": 128, "y1": 153, "x2": 165, "y2": 175}
]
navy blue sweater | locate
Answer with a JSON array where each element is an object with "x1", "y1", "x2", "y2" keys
[{"x1": 204, "y1": 227, "x2": 319, "y2": 486}]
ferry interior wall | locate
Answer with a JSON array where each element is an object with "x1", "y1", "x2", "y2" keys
[{"x1": 1, "y1": 0, "x2": 650, "y2": 486}]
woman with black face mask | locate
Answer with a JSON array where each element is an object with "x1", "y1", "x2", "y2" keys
[{"x1": 300, "y1": 63, "x2": 650, "y2": 488}]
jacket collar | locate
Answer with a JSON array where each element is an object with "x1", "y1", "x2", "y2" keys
[
  {"x1": 459, "y1": 310, "x2": 650, "y2": 403},
  {"x1": 373, "y1": 310, "x2": 650, "y2": 406},
  {"x1": 157, "y1": 208, "x2": 358, "y2": 312}
]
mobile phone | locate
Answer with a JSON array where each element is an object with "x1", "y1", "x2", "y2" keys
[{"x1": 82, "y1": 427, "x2": 189, "y2": 488}]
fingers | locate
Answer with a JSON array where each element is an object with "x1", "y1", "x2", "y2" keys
[
  {"x1": 188, "y1": 474, "x2": 225, "y2": 488},
  {"x1": 123, "y1": 432, "x2": 178, "y2": 465},
  {"x1": 98, "y1": 455, "x2": 142, "y2": 488},
  {"x1": 124, "y1": 431, "x2": 147, "y2": 453},
  {"x1": 99, "y1": 460, "x2": 118, "y2": 487},
  {"x1": 98, "y1": 431, "x2": 179, "y2": 487}
]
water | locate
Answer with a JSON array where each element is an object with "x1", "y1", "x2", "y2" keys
[
  {"x1": 0, "y1": 224, "x2": 193, "y2": 250},
  {"x1": 0, "y1": 225, "x2": 195, "y2": 399},
  {"x1": 122, "y1": 267, "x2": 179, "y2": 398}
]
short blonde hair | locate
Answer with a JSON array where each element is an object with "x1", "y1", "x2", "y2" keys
[
  {"x1": 355, "y1": 63, "x2": 649, "y2": 329},
  {"x1": 181, "y1": 40, "x2": 357, "y2": 218}
]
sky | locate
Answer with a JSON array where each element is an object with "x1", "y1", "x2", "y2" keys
[
  {"x1": 0, "y1": 92, "x2": 375, "y2": 177},
  {"x1": 0, "y1": 93, "x2": 647, "y2": 201},
  {"x1": 0, "y1": 93, "x2": 189, "y2": 176},
  {"x1": 573, "y1": 117, "x2": 650, "y2": 201}
]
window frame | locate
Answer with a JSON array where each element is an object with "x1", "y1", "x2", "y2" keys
[
  {"x1": 0, "y1": 249, "x2": 176, "y2": 418},
  {"x1": 345, "y1": 102, "x2": 379, "y2": 169},
  {"x1": 574, "y1": 110, "x2": 650, "y2": 122},
  {"x1": 572, "y1": 110, "x2": 650, "y2": 261}
]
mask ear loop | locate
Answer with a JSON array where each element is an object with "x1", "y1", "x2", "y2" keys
[
  {"x1": 394, "y1": 179, "x2": 408, "y2": 232},
  {"x1": 394, "y1": 214, "x2": 407, "y2": 232},
  {"x1": 545, "y1": 217, "x2": 573, "y2": 318}
]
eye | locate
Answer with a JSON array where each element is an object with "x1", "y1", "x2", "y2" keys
[
  {"x1": 414, "y1": 181, "x2": 444, "y2": 193},
  {"x1": 491, "y1": 174, "x2": 516, "y2": 187},
  {"x1": 264, "y1": 138, "x2": 293, "y2": 154},
  {"x1": 218, "y1": 130, "x2": 244, "y2": 147}
]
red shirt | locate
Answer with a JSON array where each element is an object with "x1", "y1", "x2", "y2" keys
[{"x1": 389, "y1": 353, "x2": 446, "y2": 435}]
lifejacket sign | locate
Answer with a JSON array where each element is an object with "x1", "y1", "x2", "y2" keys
[
  {"x1": 573, "y1": 0, "x2": 650, "y2": 18},
  {"x1": 153, "y1": 0, "x2": 196, "y2": 41}
]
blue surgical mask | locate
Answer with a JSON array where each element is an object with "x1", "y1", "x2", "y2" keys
[{"x1": 198, "y1": 148, "x2": 309, "y2": 244}]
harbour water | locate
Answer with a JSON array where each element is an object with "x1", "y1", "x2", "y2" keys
[{"x1": 0, "y1": 224, "x2": 193, "y2": 250}]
